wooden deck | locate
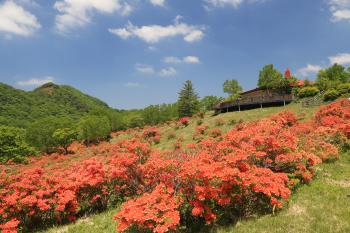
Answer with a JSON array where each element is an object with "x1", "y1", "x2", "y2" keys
[{"x1": 214, "y1": 93, "x2": 294, "y2": 113}]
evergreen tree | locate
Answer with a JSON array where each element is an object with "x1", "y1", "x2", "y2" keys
[{"x1": 177, "y1": 80, "x2": 200, "y2": 117}]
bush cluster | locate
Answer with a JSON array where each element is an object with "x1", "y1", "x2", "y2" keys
[{"x1": 1, "y1": 100, "x2": 349, "y2": 233}]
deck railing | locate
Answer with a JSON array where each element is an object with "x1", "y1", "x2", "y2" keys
[{"x1": 218, "y1": 93, "x2": 294, "y2": 109}]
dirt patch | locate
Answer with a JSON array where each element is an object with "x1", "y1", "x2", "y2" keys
[
  {"x1": 325, "y1": 178, "x2": 350, "y2": 188},
  {"x1": 288, "y1": 204, "x2": 306, "y2": 215}
]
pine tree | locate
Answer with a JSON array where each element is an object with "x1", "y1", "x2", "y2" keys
[{"x1": 177, "y1": 80, "x2": 200, "y2": 117}]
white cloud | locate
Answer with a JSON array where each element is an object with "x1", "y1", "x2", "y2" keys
[
  {"x1": 205, "y1": 0, "x2": 267, "y2": 8},
  {"x1": 135, "y1": 64, "x2": 155, "y2": 74},
  {"x1": 54, "y1": 0, "x2": 132, "y2": 33},
  {"x1": 109, "y1": 16, "x2": 205, "y2": 44},
  {"x1": 17, "y1": 76, "x2": 55, "y2": 86},
  {"x1": 0, "y1": 1, "x2": 41, "y2": 37},
  {"x1": 205, "y1": 0, "x2": 244, "y2": 8},
  {"x1": 159, "y1": 67, "x2": 177, "y2": 77},
  {"x1": 328, "y1": 0, "x2": 350, "y2": 22},
  {"x1": 329, "y1": 53, "x2": 350, "y2": 65},
  {"x1": 124, "y1": 82, "x2": 141, "y2": 88},
  {"x1": 297, "y1": 64, "x2": 323, "y2": 77},
  {"x1": 163, "y1": 56, "x2": 201, "y2": 64},
  {"x1": 163, "y1": 56, "x2": 182, "y2": 64},
  {"x1": 150, "y1": 0, "x2": 165, "y2": 7},
  {"x1": 135, "y1": 64, "x2": 177, "y2": 77},
  {"x1": 183, "y1": 56, "x2": 200, "y2": 64}
]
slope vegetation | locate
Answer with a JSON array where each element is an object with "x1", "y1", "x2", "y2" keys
[{"x1": 0, "y1": 82, "x2": 111, "y2": 128}]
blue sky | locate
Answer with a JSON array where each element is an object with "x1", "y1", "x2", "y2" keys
[{"x1": 1, "y1": 0, "x2": 350, "y2": 109}]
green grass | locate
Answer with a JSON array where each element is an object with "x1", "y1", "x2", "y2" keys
[{"x1": 41, "y1": 103, "x2": 350, "y2": 233}]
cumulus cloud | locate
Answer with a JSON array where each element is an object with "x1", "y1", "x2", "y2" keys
[
  {"x1": 183, "y1": 56, "x2": 200, "y2": 64},
  {"x1": 0, "y1": 1, "x2": 41, "y2": 37},
  {"x1": 149, "y1": 0, "x2": 165, "y2": 7},
  {"x1": 328, "y1": 0, "x2": 350, "y2": 22},
  {"x1": 163, "y1": 56, "x2": 201, "y2": 64},
  {"x1": 109, "y1": 16, "x2": 205, "y2": 44},
  {"x1": 135, "y1": 64, "x2": 155, "y2": 74},
  {"x1": 17, "y1": 76, "x2": 55, "y2": 86},
  {"x1": 329, "y1": 53, "x2": 350, "y2": 65},
  {"x1": 297, "y1": 64, "x2": 323, "y2": 77},
  {"x1": 159, "y1": 67, "x2": 177, "y2": 76},
  {"x1": 54, "y1": 0, "x2": 132, "y2": 33}
]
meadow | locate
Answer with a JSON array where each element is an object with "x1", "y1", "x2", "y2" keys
[{"x1": 1, "y1": 100, "x2": 349, "y2": 233}]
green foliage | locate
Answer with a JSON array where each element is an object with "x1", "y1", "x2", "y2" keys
[
  {"x1": 26, "y1": 117, "x2": 74, "y2": 153},
  {"x1": 52, "y1": 128, "x2": 77, "y2": 154},
  {"x1": 177, "y1": 80, "x2": 200, "y2": 117},
  {"x1": 142, "y1": 103, "x2": 178, "y2": 125},
  {"x1": 258, "y1": 64, "x2": 284, "y2": 90},
  {"x1": 298, "y1": 86, "x2": 320, "y2": 98},
  {"x1": 316, "y1": 64, "x2": 350, "y2": 91},
  {"x1": 0, "y1": 126, "x2": 36, "y2": 163},
  {"x1": 200, "y1": 96, "x2": 224, "y2": 111},
  {"x1": 89, "y1": 108, "x2": 125, "y2": 131},
  {"x1": 337, "y1": 83, "x2": 350, "y2": 95},
  {"x1": 78, "y1": 115, "x2": 111, "y2": 144},
  {"x1": 223, "y1": 79, "x2": 243, "y2": 96},
  {"x1": 323, "y1": 89, "x2": 340, "y2": 101},
  {"x1": 0, "y1": 82, "x2": 111, "y2": 129}
]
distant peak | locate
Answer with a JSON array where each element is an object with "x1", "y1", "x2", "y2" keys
[{"x1": 34, "y1": 82, "x2": 60, "y2": 95}]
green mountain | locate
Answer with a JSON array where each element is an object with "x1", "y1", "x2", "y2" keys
[{"x1": 0, "y1": 82, "x2": 112, "y2": 128}]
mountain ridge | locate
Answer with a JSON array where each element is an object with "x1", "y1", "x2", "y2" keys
[{"x1": 0, "y1": 82, "x2": 113, "y2": 128}]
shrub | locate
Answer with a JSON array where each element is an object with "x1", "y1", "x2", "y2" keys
[
  {"x1": 26, "y1": 117, "x2": 73, "y2": 153},
  {"x1": 215, "y1": 118, "x2": 225, "y2": 126},
  {"x1": 337, "y1": 83, "x2": 350, "y2": 95},
  {"x1": 297, "y1": 86, "x2": 320, "y2": 98},
  {"x1": 228, "y1": 119, "x2": 237, "y2": 125},
  {"x1": 142, "y1": 128, "x2": 161, "y2": 144},
  {"x1": 52, "y1": 128, "x2": 77, "y2": 154},
  {"x1": 323, "y1": 89, "x2": 340, "y2": 101},
  {"x1": 2, "y1": 100, "x2": 350, "y2": 233},
  {"x1": 78, "y1": 115, "x2": 111, "y2": 144},
  {"x1": 178, "y1": 117, "x2": 190, "y2": 127},
  {"x1": 0, "y1": 126, "x2": 36, "y2": 163},
  {"x1": 209, "y1": 128, "x2": 222, "y2": 138}
]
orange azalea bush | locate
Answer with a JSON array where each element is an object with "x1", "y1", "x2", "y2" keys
[{"x1": 0, "y1": 99, "x2": 349, "y2": 233}]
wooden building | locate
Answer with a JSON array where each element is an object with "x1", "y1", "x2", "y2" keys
[{"x1": 214, "y1": 88, "x2": 294, "y2": 114}]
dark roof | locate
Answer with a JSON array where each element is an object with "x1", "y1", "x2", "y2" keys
[{"x1": 240, "y1": 87, "x2": 264, "y2": 95}]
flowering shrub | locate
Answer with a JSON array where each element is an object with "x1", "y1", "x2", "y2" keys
[
  {"x1": 178, "y1": 117, "x2": 190, "y2": 127},
  {"x1": 114, "y1": 184, "x2": 182, "y2": 233},
  {"x1": 1, "y1": 99, "x2": 349, "y2": 233},
  {"x1": 209, "y1": 128, "x2": 222, "y2": 138},
  {"x1": 142, "y1": 127, "x2": 161, "y2": 144}
]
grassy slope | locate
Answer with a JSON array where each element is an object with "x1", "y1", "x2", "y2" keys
[{"x1": 42, "y1": 103, "x2": 350, "y2": 233}]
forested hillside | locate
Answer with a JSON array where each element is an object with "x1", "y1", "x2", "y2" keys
[{"x1": 0, "y1": 82, "x2": 110, "y2": 128}]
